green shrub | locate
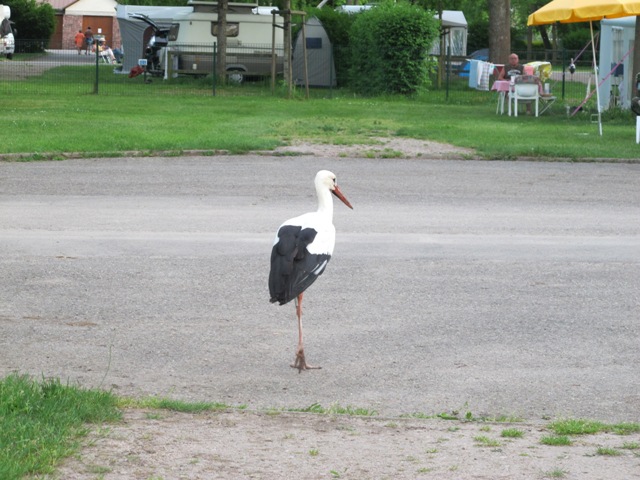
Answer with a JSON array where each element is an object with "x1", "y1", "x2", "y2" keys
[
  {"x1": 4, "y1": 0, "x2": 55, "y2": 52},
  {"x1": 306, "y1": 8, "x2": 357, "y2": 87},
  {"x1": 348, "y1": 1, "x2": 439, "y2": 95}
]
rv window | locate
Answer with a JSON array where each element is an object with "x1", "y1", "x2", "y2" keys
[
  {"x1": 211, "y1": 22, "x2": 239, "y2": 37},
  {"x1": 168, "y1": 23, "x2": 179, "y2": 41}
]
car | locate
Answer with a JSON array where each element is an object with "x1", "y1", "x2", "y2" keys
[
  {"x1": 1, "y1": 29, "x2": 15, "y2": 59},
  {"x1": 457, "y1": 48, "x2": 489, "y2": 77},
  {"x1": 1, "y1": 5, "x2": 15, "y2": 59}
]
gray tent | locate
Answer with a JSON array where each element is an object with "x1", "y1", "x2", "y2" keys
[
  {"x1": 429, "y1": 10, "x2": 468, "y2": 57},
  {"x1": 292, "y1": 17, "x2": 336, "y2": 88},
  {"x1": 116, "y1": 4, "x2": 191, "y2": 75}
]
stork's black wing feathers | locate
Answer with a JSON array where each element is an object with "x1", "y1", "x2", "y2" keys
[{"x1": 269, "y1": 225, "x2": 331, "y2": 305}]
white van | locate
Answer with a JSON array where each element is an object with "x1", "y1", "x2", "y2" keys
[
  {"x1": 166, "y1": 1, "x2": 283, "y2": 82},
  {"x1": 1, "y1": 5, "x2": 15, "y2": 59}
]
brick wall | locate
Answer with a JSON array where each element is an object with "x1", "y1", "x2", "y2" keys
[
  {"x1": 62, "y1": 14, "x2": 83, "y2": 49},
  {"x1": 55, "y1": 14, "x2": 121, "y2": 50}
]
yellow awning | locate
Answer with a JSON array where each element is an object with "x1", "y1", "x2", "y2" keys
[{"x1": 528, "y1": 0, "x2": 640, "y2": 26}]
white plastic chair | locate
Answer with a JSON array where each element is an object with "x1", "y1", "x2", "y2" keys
[{"x1": 512, "y1": 79, "x2": 539, "y2": 117}]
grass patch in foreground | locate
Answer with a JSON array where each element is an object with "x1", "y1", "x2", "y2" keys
[
  {"x1": 119, "y1": 396, "x2": 243, "y2": 413},
  {"x1": 540, "y1": 435, "x2": 573, "y2": 446},
  {"x1": 0, "y1": 373, "x2": 121, "y2": 480},
  {"x1": 544, "y1": 468, "x2": 568, "y2": 478},
  {"x1": 473, "y1": 435, "x2": 502, "y2": 447},
  {"x1": 595, "y1": 446, "x2": 622, "y2": 456},
  {"x1": 289, "y1": 402, "x2": 378, "y2": 416},
  {"x1": 549, "y1": 418, "x2": 640, "y2": 436},
  {"x1": 501, "y1": 428, "x2": 525, "y2": 438}
]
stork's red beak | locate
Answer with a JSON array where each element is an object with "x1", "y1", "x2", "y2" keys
[{"x1": 332, "y1": 185, "x2": 353, "y2": 209}]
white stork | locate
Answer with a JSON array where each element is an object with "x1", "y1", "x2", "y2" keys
[{"x1": 269, "y1": 170, "x2": 353, "y2": 372}]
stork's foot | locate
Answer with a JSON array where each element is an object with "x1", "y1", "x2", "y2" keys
[{"x1": 291, "y1": 349, "x2": 321, "y2": 373}]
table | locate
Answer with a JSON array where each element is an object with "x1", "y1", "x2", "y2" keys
[
  {"x1": 491, "y1": 80, "x2": 510, "y2": 115},
  {"x1": 492, "y1": 80, "x2": 554, "y2": 116}
]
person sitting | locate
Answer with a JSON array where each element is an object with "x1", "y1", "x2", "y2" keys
[
  {"x1": 499, "y1": 53, "x2": 536, "y2": 114},
  {"x1": 98, "y1": 43, "x2": 117, "y2": 63},
  {"x1": 498, "y1": 53, "x2": 525, "y2": 80},
  {"x1": 112, "y1": 47, "x2": 123, "y2": 64}
]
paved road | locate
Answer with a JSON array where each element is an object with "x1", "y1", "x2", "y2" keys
[{"x1": 1, "y1": 156, "x2": 638, "y2": 422}]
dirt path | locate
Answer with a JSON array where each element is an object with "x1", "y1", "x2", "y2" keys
[
  {"x1": 0, "y1": 49, "x2": 99, "y2": 80},
  {"x1": 57, "y1": 409, "x2": 640, "y2": 479},
  {"x1": 270, "y1": 137, "x2": 477, "y2": 160}
]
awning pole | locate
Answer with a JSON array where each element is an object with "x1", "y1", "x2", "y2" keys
[{"x1": 590, "y1": 21, "x2": 603, "y2": 136}]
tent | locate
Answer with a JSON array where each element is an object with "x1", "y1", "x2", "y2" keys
[
  {"x1": 292, "y1": 17, "x2": 336, "y2": 88},
  {"x1": 599, "y1": 16, "x2": 635, "y2": 110},
  {"x1": 528, "y1": 0, "x2": 640, "y2": 135},
  {"x1": 116, "y1": 4, "x2": 191, "y2": 75},
  {"x1": 430, "y1": 10, "x2": 468, "y2": 57}
]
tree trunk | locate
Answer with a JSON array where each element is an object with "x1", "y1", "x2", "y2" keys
[
  {"x1": 488, "y1": 0, "x2": 511, "y2": 65},
  {"x1": 283, "y1": 0, "x2": 291, "y2": 93},
  {"x1": 552, "y1": 23, "x2": 558, "y2": 63},
  {"x1": 438, "y1": 6, "x2": 444, "y2": 88},
  {"x1": 633, "y1": 16, "x2": 640, "y2": 99},
  {"x1": 537, "y1": 26, "x2": 552, "y2": 50},
  {"x1": 216, "y1": 0, "x2": 228, "y2": 85}
]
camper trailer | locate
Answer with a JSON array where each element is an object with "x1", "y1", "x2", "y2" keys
[{"x1": 166, "y1": 1, "x2": 283, "y2": 81}]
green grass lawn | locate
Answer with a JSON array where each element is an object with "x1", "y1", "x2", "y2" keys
[
  {"x1": 0, "y1": 374, "x2": 121, "y2": 480},
  {"x1": 2, "y1": 77, "x2": 639, "y2": 160}
]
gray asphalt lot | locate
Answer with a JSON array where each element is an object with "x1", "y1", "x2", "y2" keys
[{"x1": 1, "y1": 156, "x2": 638, "y2": 422}]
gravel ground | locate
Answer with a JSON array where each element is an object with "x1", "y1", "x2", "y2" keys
[
  {"x1": 1, "y1": 142, "x2": 639, "y2": 478},
  {"x1": 56, "y1": 409, "x2": 640, "y2": 480}
]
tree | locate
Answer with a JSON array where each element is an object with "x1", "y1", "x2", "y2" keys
[
  {"x1": 488, "y1": 0, "x2": 510, "y2": 64},
  {"x1": 634, "y1": 17, "x2": 640, "y2": 100},
  {"x1": 348, "y1": 0, "x2": 439, "y2": 95},
  {"x1": 216, "y1": 0, "x2": 228, "y2": 84},
  {"x1": 5, "y1": 0, "x2": 55, "y2": 47},
  {"x1": 283, "y1": 0, "x2": 292, "y2": 89}
]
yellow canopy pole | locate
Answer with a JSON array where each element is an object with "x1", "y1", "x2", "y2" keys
[{"x1": 590, "y1": 21, "x2": 603, "y2": 136}]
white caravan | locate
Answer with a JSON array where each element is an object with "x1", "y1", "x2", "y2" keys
[{"x1": 166, "y1": 1, "x2": 283, "y2": 81}]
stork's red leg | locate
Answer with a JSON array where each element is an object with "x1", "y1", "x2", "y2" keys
[{"x1": 291, "y1": 292, "x2": 321, "y2": 372}]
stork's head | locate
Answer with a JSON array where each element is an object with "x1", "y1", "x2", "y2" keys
[{"x1": 316, "y1": 170, "x2": 353, "y2": 209}]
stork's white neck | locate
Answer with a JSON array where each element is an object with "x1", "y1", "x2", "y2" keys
[{"x1": 316, "y1": 183, "x2": 334, "y2": 219}]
